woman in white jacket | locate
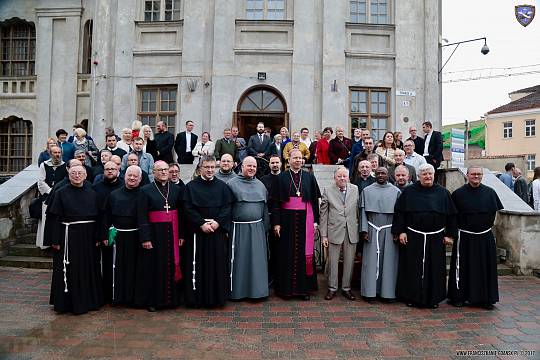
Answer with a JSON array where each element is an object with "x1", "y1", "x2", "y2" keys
[{"x1": 192, "y1": 131, "x2": 215, "y2": 164}]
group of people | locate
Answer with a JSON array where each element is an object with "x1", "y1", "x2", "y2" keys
[
  {"x1": 498, "y1": 162, "x2": 540, "y2": 211},
  {"x1": 35, "y1": 120, "x2": 502, "y2": 316}
]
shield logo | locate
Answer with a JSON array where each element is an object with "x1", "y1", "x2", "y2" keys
[{"x1": 515, "y1": 5, "x2": 535, "y2": 27}]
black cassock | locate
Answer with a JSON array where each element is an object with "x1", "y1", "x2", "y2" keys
[
  {"x1": 261, "y1": 173, "x2": 279, "y2": 284},
  {"x1": 392, "y1": 182, "x2": 457, "y2": 307},
  {"x1": 183, "y1": 176, "x2": 232, "y2": 308},
  {"x1": 134, "y1": 181, "x2": 184, "y2": 309},
  {"x1": 93, "y1": 178, "x2": 124, "y2": 303},
  {"x1": 101, "y1": 185, "x2": 141, "y2": 304},
  {"x1": 47, "y1": 183, "x2": 104, "y2": 314},
  {"x1": 271, "y1": 170, "x2": 320, "y2": 297},
  {"x1": 448, "y1": 183, "x2": 503, "y2": 305}
]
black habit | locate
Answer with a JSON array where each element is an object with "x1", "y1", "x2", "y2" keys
[
  {"x1": 448, "y1": 183, "x2": 503, "y2": 306},
  {"x1": 392, "y1": 182, "x2": 457, "y2": 307},
  {"x1": 261, "y1": 173, "x2": 280, "y2": 284},
  {"x1": 183, "y1": 176, "x2": 233, "y2": 308}
]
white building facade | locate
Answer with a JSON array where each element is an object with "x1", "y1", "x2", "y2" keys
[{"x1": 0, "y1": 0, "x2": 441, "y2": 174}]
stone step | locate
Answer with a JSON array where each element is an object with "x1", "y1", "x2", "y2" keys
[
  {"x1": 0, "y1": 256, "x2": 52, "y2": 270},
  {"x1": 9, "y1": 244, "x2": 51, "y2": 258},
  {"x1": 16, "y1": 233, "x2": 37, "y2": 245}
]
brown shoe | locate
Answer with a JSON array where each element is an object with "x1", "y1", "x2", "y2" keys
[
  {"x1": 342, "y1": 290, "x2": 356, "y2": 301},
  {"x1": 325, "y1": 290, "x2": 336, "y2": 300}
]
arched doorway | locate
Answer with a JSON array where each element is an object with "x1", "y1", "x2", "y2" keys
[
  {"x1": 234, "y1": 85, "x2": 288, "y2": 138},
  {"x1": 0, "y1": 116, "x2": 33, "y2": 174}
]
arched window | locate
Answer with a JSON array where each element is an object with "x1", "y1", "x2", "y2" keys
[
  {"x1": 0, "y1": 116, "x2": 33, "y2": 174},
  {"x1": 239, "y1": 88, "x2": 285, "y2": 112},
  {"x1": 0, "y1": 19, "x2": 36, "y2": 76},
  {"x1": 82, "y1": 20, "x2": 93, "y2": 74}
]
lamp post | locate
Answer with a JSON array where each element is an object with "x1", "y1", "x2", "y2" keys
[{"x1": 439, "y1": 37, "x2": 489, "y2": 75}]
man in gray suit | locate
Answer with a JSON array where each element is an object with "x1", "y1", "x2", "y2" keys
[{"x1": 320, "y1": 167, "x2": 360, "y2": 301}]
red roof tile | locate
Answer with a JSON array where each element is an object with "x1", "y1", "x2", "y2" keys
[{"x1": 487, "y1": 91, "x2": 540, "y2": 115}]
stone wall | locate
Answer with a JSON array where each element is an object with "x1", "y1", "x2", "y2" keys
[{"x1": 0, "y1": 186, "x2": 36, "y2": 257}]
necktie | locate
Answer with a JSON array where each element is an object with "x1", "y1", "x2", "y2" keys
[{"x1": 259, "y1": 134, "x2": 263, "y2": 143}]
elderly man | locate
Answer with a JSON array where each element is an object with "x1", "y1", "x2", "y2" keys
[
  {"x1": 121, "y1": 137, "x2": 154, "y2": 180},
  {"x1": 214, "y1": 153, "x2": 236, "y2": 183},
  {"x1": 117, "y1": 128, "x2": 133, "y2": 153},
  {"x1": 406, "y1": 126, "x2": 424, "y2": 155},
  {"x1": 122, "y1": 153, "x2": 150, "y2": 185},
  {"x1": 360, "y1": 167, "x2": 401, "y2": 302},
  {"x1": 214, "y1": 128, "x2": 237, "y2": 161},
  {"x1": 92, "y1": 149, "x2": 112, "y2": 178},
  {"x1": 283, "y1": 131, "x2": 310, "y2": 165},
  {"x1": 231, "y1": 126, "x2": 247, "y2": 162},
  {"x1": 448, "y1": 166, "x2": 503, "y2": 310},
  {"x1": 183, "y1": 156, "x2": 233, "y2": 307},
  {"x1": 135, "y1": 161, "x2": 185, "y2": 311},
  {"x1": 403, "y1": 140, "x2": 426, "y2": 179},
  {"x1": 320, "y1": 167, "x2": 359, "y2": 301},
  {"x1": 392, "y1": 164, "x2": 457, "y2": 308},
  {"x1": 388, "y1": 149, "x2": 416, "y2": 184},
  {"x1": 247, "y1": 122, "x2": 271, "y2": 158},
  {"x1": 227, "y1": 157, "x2": 270, "y2": 300},
  {"x1": 394, "y1": 165, "x2": 412, "y2": 191},
  {"x1": 329, "y1": 126, "x2": 352, "y2": 165},
  {"x1": 352, "y1": 159, "x2": 375, "y2": 192},
  {"x1": 513, "y1": 168, "x2": 529, "y2": 203},
  {"x1": 74, "y1": 150, "x2": 95, "y2": 183},
  {"x1": 101, "y1": 165, "x2": 143, "y2": 305},
  {"x1": 47, "y1": 165, "x2": 103, "y2": 314},
  {"x1": 271, "y1": 149, "x2": 320, "y2": 300}
]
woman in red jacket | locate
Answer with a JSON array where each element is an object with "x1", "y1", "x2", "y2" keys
[{"x1": 315, "y1": 127, "x2": 333, "y2": 165}]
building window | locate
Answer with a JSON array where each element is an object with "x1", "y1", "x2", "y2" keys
[
  {"x1": 350, "y1": 88, "x2": 389, "y2": 141},
  {"x1": 144, "y1": 0, "x2": 181, "y2": 21},
  {"x1": 0, "y1": 116, "x2": 33, "y2": 174},
  {"x1": 246, "y1": 0, "x2": 285, "y2": 20},
  {"x1": 503, "y1": 121, "x2": 512, "y2": 138},
  {"x1": 138, "y1": 86, "x2": 177, "y2": 134},
  {"x1": 350, "y1": 0, "x2": 389, "y2": 24},
  {"x1": 525, "y1": 119, "x2": 536, "y2": 137},
  {"x1": 0, "y1": 20, "x2": 36, "y2": 77},
  {"x1": 527, "y1": 154, "x2": 536, "y2": 171},
  {"x1": 82, "y1": 20, "x2": 93, "y2": 74}
]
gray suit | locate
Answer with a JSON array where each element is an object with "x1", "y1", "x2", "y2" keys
[{"x1": 319, "y1": 183, "x2": 360, "y2": 291}]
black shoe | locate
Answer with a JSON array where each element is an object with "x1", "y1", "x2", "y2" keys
[
  {"x1": 482, "y1": 303, "x2": 494, "y2": 310},
  {"x1": 325, "y1": 290, "x2": 336, "y2": 300},
  {"x1": 380, "y1": 298, "x2": 396, "y2": 303},
  {"x1": 301, "y1": 295, "x2": 310, "y2": 301},
  {"x1": 362, "y1": 296, "x2": 376, "y2": 303},
  {"x1": 430, "y1": 304, "x2": 439, "y2": 309},
  {"x1": 147, "y1": 306, "x2": 156, "y2": 312},
  {"x1": 341, "y1": 290, "x2": 356, "y2": 301},
  {"x1": 406, "y1": 302, "x2": 415, "y2": 307},
  {"x1": 450, "y1": 300, "x2": 463, "y2": 307}
]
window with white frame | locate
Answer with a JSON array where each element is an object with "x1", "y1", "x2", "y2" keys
[
  {"x1": 350, "y1": 88, "x2": 390, "y2": 141},
  {"x1": 527, "y1": 154, "x2": 536, "y2": 171},
  {"x1": 246, "y1": 0, "x2": 285, "y2": 20},
  {"x1": 525, "y1": 119, "x2": 536, "y2": 137},
  {"x1": 503, "y1": 121, "x2": 512, "y2": 138},
  {"x1": 350, "y1": 0, "x2": 389, "y2": 24},
  {"x1": 144, "y1": 0, "x2": 181, "y2": 21}
]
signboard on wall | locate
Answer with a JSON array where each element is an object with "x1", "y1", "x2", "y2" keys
[{"x1": 451, "y1": 128, "x2": 465, "y2": 168}]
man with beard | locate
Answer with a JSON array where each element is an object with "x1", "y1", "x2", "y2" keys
[
  {"x1": 448, "y1": 166, "x2": 503, "y2": 310},
  {"x1": 271, "y1": 149, "x2": 320, "y2": 300},
  {"x1": 247, "y1": 122, "x2": 271, "y2": 158},
  {"x1": 93, "y1": 161, "x2": 124, "y2": 303},
  {"x1": 135, "y1": 161, "x2": 185, "y2": 311},
  {"x1": 360, "y1": 167, "x2": 401, "y2": 302},
  {"x1": 47, "y1": 165, "x2": 103, "y2": 314},
  {"x1": 227, "y1": 157, "x2": 270, "y2": 300},
  {"x1": 392, "y1": 164, "x2": 457, "y2": 308},
  {"x1": 393, "y1": 165, "x2": 412, "y2": 191},
  {"x1": 183, "y1": 156, "x2": 233, "y2": 307},
  {"x1": 101, "y1": 166, "x2": 143, "y2": 305},
  {"x1": 154, "y1": 121, "x2": 175, "y2": 163},
  {"x1": 214, "y1": 154, "x2": 237, "y2": 183}
]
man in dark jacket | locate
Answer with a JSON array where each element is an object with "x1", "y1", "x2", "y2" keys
[
  {"x1": 421, "y1": 121, "x2": 443, "y2": 169},
  {"x1": 174, "y1": 120, "x2": 198, "y2": 164},
  {"x1": 154, "y1": 121, "x2": 174, "y2": 164}
]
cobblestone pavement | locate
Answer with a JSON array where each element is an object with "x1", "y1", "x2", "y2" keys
[{"x1": 0, "y1": 268, "x2": 539, "y2": 359}]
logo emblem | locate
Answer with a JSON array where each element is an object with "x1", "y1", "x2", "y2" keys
[{"x1": 515, "y1": 4, "x2": 535, "y2": 27}]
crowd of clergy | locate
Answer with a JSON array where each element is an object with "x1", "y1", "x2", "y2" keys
[{"x1": 35, "y1": 121, "x2": 503, "y2": 314}]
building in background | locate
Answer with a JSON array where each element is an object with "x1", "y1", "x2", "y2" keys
[
  {"x1": 485, "y1": 85, "x2": 539, "y2": 179},
  {"x1": 0, "y1": 0, "x2": 442, "y2": 174}
]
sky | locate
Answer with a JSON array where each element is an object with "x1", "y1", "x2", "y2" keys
[{"x1": 442, "y1": 0, "x2": 540, "y2": 125}]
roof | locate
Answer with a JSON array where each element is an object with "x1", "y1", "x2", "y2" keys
[
  {"x1": 509, "y1": 85, "x2": 540, "y2": 95},
  {"x1": 487, "y1": 91, "x2": 540, "y2": 115}
]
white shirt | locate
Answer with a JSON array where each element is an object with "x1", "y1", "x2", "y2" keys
[
  {"x1": 423, "y1": 131, "x2": 433, "y2": 156},
  {"x1": 300, "y1": 137, "x2": 312, "y2": 148},
  {"x1": 533, "y1": 179, "x2": 540, "y2": 212},
  {"x1": 185, "y1": 132, "x2": 192, "y2": 152},
  {"x1": 404, "y1": 151, "x2": 427, "y2": 179}
]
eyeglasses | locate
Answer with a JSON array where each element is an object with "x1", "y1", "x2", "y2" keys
[
  {"x1": 156, "y1": 168, "x2": 169, "y2": 172},
  {"x1": 201, "y1": 165, "x2": 215, "y2": 169}
]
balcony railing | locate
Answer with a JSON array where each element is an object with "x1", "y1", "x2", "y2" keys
[{"x1": 0, "y1": 76, "x2": 36, "y2": 98}]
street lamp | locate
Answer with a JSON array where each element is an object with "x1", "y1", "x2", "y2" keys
[{"x1": 439, "y1": 37, "x2": 489, "y2": 74}]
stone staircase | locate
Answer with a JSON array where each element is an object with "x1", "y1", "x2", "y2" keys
[{"x1": 0, "y1": 232, "x2": 52, "y2": 269}]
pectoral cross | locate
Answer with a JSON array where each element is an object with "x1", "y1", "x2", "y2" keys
[
  {"x1": 296, "y1": 191, "x2": 301, "y2": 197},
  {"x1": 164, "y1": 201, "x2": 170, "y2": 213}
]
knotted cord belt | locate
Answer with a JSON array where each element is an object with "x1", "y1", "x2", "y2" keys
[
  {"x1": 367, "y1": 222, "x2": 392, "y2": 280},
  {"x1": 110, "y1": 226, "x2": 138, "y2": 300},
  {"x1": 61, "y1": 220, "x2": 95, "y2": 293},
  {"x1": 455, "y1": 227, "x2": 492, "y2": 290},
  {"x1": 406, "y1": 227, "x2": 445, "y2": 281},
  {"x1": 230, "y1": 219, "x2": 263, "y2": 291}
]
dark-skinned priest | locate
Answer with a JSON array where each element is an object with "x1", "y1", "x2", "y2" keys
[
  {"x1": 392, "y1": 163, "x2": 457, "y2": 309},
  {"x1": 48, "y1": 165, "x2": 103, "y2": 314},
  {"x1": 134, "y1": 161, "x2": 185, "y2": 312},
  {"x1": 271, "y1": 149, "x2": 320, "y2": 300},
  {"x1": 448, "y1": 166, "x2": 503, "y2": 310},
  {"x1": 183, "y1": 155, "x2": 233, "y2": 308},
  {"x1": 100, "y1": 165, "x2": 143, "y2": 305},
  {"x1": 227, "y1": 156, "x2": 270, "y2": 300}
]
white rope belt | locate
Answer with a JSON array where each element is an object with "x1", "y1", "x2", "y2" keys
[
  {"x1": 230, "y1": 219, "x2": 263, "y2": 292},
  {"x1": 407, "y1": 227, "x2": 445, "y2": 281},
  {"x1": 192, "y1": 233, "x2": 197, "y2": 290},
  {"x1": 111, "y1": 226, "x2": 138, "y2": 300},
  {"x1": 368, "y1": 222, "x2": 392, "y2": 280},
  {"x1": 61, "y1": 220, "x2": 95, "y2": 293},
  {"x1": 455, "y1": 227, "x2": 492, "y2": 290}
]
